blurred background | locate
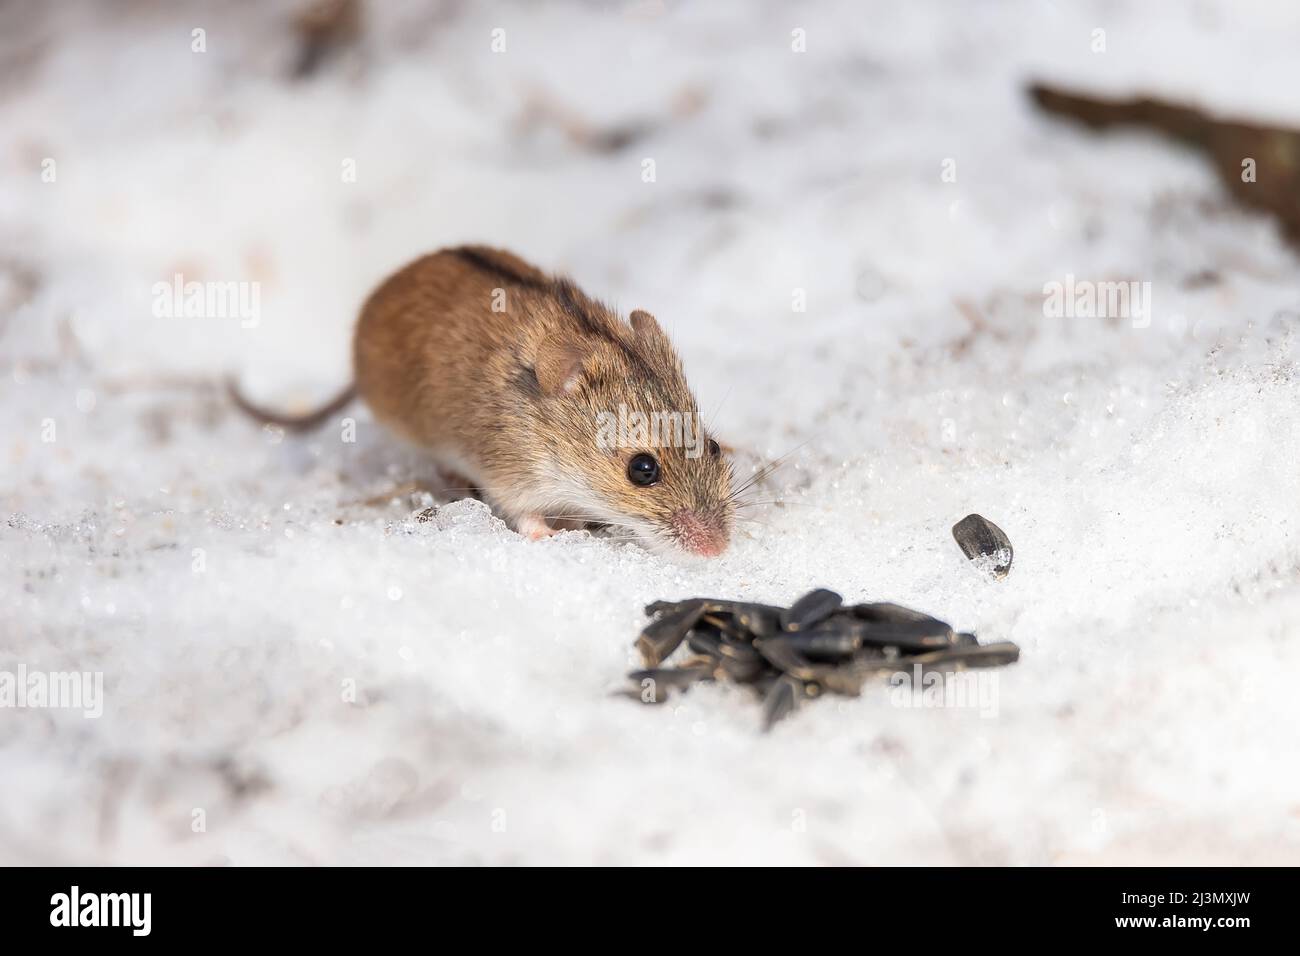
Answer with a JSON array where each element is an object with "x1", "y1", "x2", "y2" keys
[{"x1": 2, "y1": 0, "x2": 1298, "y2": 865}]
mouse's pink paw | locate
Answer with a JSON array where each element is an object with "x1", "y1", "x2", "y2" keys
[{"x1": 517, "y1": 514, "x2": 557, "y2": 540}]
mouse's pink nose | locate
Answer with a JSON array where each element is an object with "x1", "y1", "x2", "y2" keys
[{"x1": 671, "y1": 510, "x2": 728, "y2": 557}]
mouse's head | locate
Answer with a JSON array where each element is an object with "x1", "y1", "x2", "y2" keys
[{"x1": 531, "y1": 306, "x2": 734, "y2": 558}]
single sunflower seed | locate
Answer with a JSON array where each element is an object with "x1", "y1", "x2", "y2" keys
[
  {"x1": 781, "y1": 588, "x2": 844, "y2": 631},
  {"x1": 636, "y1": 599, "x2": 705, "y2": 667},
  {"x1": 952, "y1": 513, "x2": 1013, "y2": 578}
]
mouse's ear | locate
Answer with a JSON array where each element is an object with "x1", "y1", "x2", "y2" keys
[
  {"x1": 535, "y1": 335, "x2": 591, "y2": 395},
  {"x1": 630, "y1": 309, "x2": 677, "y2": 363},
  {"x1": 629, "y1": 309, "x2": 664, "y2": 340}
]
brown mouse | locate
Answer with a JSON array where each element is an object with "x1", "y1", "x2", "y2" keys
[{"x1": 230, "y1": 245, "x2": 735, "y2": 557}]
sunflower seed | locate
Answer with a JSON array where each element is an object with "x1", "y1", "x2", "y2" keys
[
  {"x1": 626, "y1": 663, "x2": 715, "y2": 703},
  {"x1": 761, "y1": 674, "x2": 806, "y2": 731},
  {"x1": 851, "y1": 602, "x2": 941, "y2": 624},
  {"x1": 715, "y1": 654, "x2": 769, "y2": 684},
  {"x1": 783, "y1": 622, "x2": 862, "y2": 661},
  {"x1": 753, "y1": 637, "x2": 824, "y2": 682},
  {"x1": 908, "y1": 641, "x2": 1021, "y2": 670},
  {"x1": 730, "y1": 602, "x2": 784, "y2": 638},
  {"x1": 716, "y1": 635, "x2": 763, "y2": 664},
  {"x1": 855, "y1": 617, "x2": 953, "y2": 650},
  {"x1": 781, "y1": 588, "x2": 843, "y2": 631},
  {"x1": 636, "y1": 599, "x2": 705, "y2": 667},
  {"x1": 952, "y1": 513, "x2": 1013, "y2": 578},
  {"x1": 686, "y1": 629, "x2": 724, "y2": 659},
  {"x1": 698, "y1": 612, "x2": 749, "y2": 640}
]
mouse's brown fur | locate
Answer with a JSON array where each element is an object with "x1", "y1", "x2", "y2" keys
[{"x1": 234, "y1": 246, "x2": 734, "y2": 556}]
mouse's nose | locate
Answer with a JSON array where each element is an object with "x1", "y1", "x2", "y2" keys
[{"x1": 671, "y1": 509, "x2": 728, "y2": 557}]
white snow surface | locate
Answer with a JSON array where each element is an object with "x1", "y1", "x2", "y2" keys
[{"x1": 2, "y1": 0, "x2": 1299, "y2": 864}]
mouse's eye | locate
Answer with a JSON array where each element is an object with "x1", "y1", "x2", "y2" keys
[
  {"x1": 627, "y1": 453, "x2": 661, "y2": 487},
  {"x1": 707, "y1": 439, "x2": 721, "y2": 457}
]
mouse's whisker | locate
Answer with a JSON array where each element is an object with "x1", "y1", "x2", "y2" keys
[
  {"x1": 726, "y1": 436, "x2": 819, "y2": 502},
  {"x1": 703, "y1": 384, "x2": 733, "y2": 433},
  {"x1": 733, "y1": 497, "x2": 811, "y2": 509}
]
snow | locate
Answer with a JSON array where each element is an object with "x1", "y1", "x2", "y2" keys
[{"x1": 2, "y1": 0, "x2": 1299, "y2": 864}]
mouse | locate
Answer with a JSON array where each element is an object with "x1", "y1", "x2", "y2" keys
[{"x1": 229, "y1": 245, "x2": 735, "y2": 557}]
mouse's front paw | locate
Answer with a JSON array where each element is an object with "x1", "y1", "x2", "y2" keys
[{"x1": 517, "y1": 514, "x2": 557, "y2": 540}]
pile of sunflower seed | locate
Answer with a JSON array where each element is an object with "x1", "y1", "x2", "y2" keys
[{"x1": 624, "y1": 589, "x2": 1020, "y2": 731}]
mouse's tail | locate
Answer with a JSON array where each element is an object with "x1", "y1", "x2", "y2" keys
[{"x1": 226, "y1": 377, "x2": 357, "y2": 431}]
